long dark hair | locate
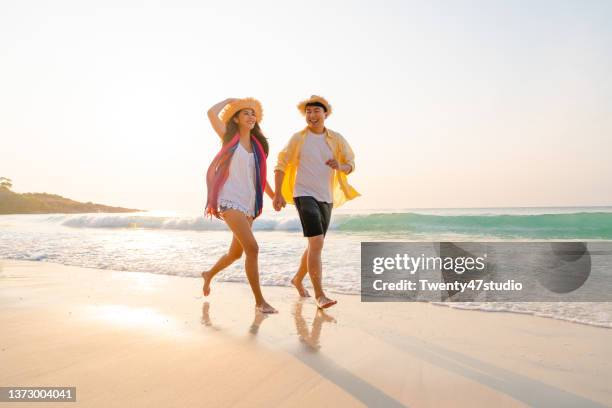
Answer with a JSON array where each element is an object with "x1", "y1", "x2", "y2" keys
[{"x1": 222, "y1": 111, "x2": 269, "y2": 156}]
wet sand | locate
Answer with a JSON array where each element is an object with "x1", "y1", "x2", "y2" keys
[{"x1": 1, "y1": 260, "x2": 611, "y2": 407}]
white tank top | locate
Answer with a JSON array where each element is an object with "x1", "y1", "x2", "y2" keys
[{"x1": 218, "y1": 143, "x2": 256, "y2": 216}]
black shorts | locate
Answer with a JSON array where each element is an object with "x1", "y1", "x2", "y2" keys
[{"x1": 294, "y1": 196, "x2": 333, "y2": 237}]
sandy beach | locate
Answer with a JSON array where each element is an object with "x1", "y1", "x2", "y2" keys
[{"x1": 1, "y1": 259, "x2": 611, "y2": 407}]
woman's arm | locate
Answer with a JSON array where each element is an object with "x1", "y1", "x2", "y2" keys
[
  {"x1": 265, "y1": 181, "x2": 274, "y2": 200},
  {"x1": 207, "y1": 98, "x2": 237, "y2": 139}
]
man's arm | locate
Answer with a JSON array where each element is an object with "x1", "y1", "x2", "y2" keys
[
  {"x1": 325, "y1": 133, "x2": 355, "y2": 174},
  {"x1": 275, "y1": 133, "x2": 299, "y2": 174},
  {"x1": 338, "y1": 133, "x2": 355, "y2": 174},
  {"x1": 272, "y1": 133, "x2": 300, "y2": 211},
  {"x1": 273, "y1": 170, "x2": 286, "y2": 211},
  {"x1": 325, "y1": 159, "x2": 352, "y2": 174}
]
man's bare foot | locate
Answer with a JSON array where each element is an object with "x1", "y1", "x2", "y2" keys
[
  {"x1": 316, "y1": 295, "x2": 337, "y2": 309},
  {"x1": 201, "y1": 270, "x2": 212, "y2": 296},
  {"x1": 255, "y1": 301, "x2": 278, "y2": 314},
  {"x1": 291, "y1": 277, "x2": 311, "y2": 298}
]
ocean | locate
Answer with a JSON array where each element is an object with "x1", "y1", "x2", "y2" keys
[{"x1": 1, "y1": 206, "x2": 611, "y2": 328}]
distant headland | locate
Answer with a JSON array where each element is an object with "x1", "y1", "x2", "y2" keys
[{"x1": 0, "y1": 177, "x2": 142, "y2": 214}]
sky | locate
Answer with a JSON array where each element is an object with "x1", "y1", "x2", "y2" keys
[{"x1": 1, "y1": 0, "x2": 611, "y2": 213}]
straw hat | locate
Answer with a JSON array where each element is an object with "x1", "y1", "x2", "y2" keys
[
  {"x1": 297, "y1": 95, "x2": 332, "y2": 116},
  {"x1": 219, "y1": 97, "x2": 263, "y2": 124}
]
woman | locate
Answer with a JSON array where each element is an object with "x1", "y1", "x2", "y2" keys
[{"x1": 202, "y1": 97, "x2": 277, "y2": 314}]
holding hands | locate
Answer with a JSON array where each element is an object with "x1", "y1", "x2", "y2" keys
[{"x1": 273, "y1": 193, "x2": 286, "y2": 212}]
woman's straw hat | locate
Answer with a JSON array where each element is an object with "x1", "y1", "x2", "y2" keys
[
  {"x1": 219, "y1": 97, "x2": 263, "y2": 124},
  {"x1": 297, "y1": 95, "x2": 332, "y2": 116}
]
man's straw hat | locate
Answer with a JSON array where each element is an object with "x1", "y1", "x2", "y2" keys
[{"x1": 297, "y1": 95, "x2": 332, "y2": 116}]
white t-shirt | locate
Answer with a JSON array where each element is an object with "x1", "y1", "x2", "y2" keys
[
  {"x1": 293, "y1": 130, "x2": 333, "y2": 203},
  {"x1": 218, "y1": 143, "x2": 256, "y2": 216}
]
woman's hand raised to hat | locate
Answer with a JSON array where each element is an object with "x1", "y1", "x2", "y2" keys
[{"x1": 208, "y1": 98, "x2": 238, "y2": 138}]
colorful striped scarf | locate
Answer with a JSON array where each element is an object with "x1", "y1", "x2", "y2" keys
[{"x1": 205, "y1": 133, "x2": 267, "y2": 219}]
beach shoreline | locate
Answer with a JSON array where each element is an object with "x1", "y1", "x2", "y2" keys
[{"x1": 1, "y1": 259, "x2": 611, "y2": 407}]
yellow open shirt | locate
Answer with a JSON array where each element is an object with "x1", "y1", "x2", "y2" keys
[{"x1": 274, "y1": 127, "x2": 360, "y2": 208}]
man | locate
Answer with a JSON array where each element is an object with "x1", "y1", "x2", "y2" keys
[{"x1": 273, "y1": 95, "x2": 360, "y2": 309}]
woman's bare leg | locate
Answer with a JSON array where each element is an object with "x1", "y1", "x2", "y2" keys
[
  {"x1": 291, "y1": 248, "x2": 310, "y2": 297},
  {"x1": 202, "y1": 234, "x2": 243, "y2": 296},
  {"x1": 222, "y1": 209, "x2": 277, "y2": 313}
]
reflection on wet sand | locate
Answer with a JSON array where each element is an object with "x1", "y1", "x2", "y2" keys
[
  {"x1": 200, "y1": 302, "x2": 221, "y2": 331},
  {"x1": 201, "y1": 301, "x2": 269, "y2": 335},
  {"x1": 249, "y1": 311, "x2": 268, "y2": 335},
  {"x1": 292, "y1": 300, "x2": 336, "y2": 352}
]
